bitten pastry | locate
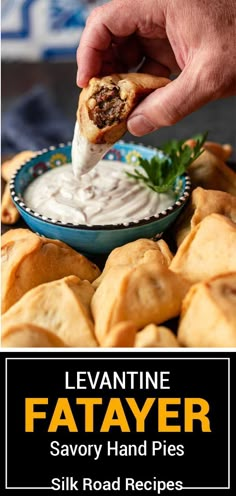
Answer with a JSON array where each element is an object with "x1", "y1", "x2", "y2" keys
[
  {"x1": 2, "y1": 276, "x2": 98, "y2": 347},
  {"x1": 135, "y1": 324, "x2": 179, "y2": 348},
  {"x1": 174, "y1": 187, "x2": 236, "y2": 246},
  {"x1": 72, "y1": 73, "x2": 170, "y2": 176},
  {"x1": 170, "y1": 214, "x2": 236, "y2": 284},
  {"x1": 91, "y1": 263, "x2": 189, "y2": 344},
  {"x1": 1, "y1": 228, "x2": 100, "y2": 313},
  {"x1": 178, "y1": 273, "x2": 236, "y2": 347},
  {"x1": 78, "y1": 73, "x2": 170, "y2": 144},
  {"x1": 93, "y1": 238, "x2": 173, "y2": 288},
  {"x1": 2, "y1": 323, "x2": 66, "y2": 348}
]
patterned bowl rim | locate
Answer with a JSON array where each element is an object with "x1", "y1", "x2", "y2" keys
[{"x1": 9, "y1": 141, "x2": 191, "y2": 231}]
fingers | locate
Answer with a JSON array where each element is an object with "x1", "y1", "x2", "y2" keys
[
  {"x1": 77, "y1": 2, "x2": 139, "y2": 86},
  {"x1": 127, "y1": 60, "x2": 215, "y2": 135},
  {"x1": 139, "y1": 58, "x2": 170, "y2": 78},
  {"x1": 140, "y1": 37, "x2": 180, "y2": 74}
]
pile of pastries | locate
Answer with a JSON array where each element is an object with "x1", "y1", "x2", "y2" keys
[{"x1": 1, "y1": 140, "x2": 236, "y2": 347}]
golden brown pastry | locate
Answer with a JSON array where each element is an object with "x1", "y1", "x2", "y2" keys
[
  {"x1": 78, "y1": 73, "x2": 170, "y2": 145},
  {"x1": 178, "y1": 272, "x2": 236, "y2": 347},
  {"x1": 1, "y1": 150, "x2": 36, "y2": 182},
  {"x1": 170, "y1": 213, "x2": 236, "y2": 284},
  {"x1": 135, "y1": 324, "x2": 179, "y2": 348},
  {"x1": 187, "y1": 149, "x2": 236, "y2": 195},
  {"x1": 102, "y1": 321, "x2": 137, "y2": 347},
  {"x1": 91, "y1": 263, "x2": 189, "y2": 344},
  {"x1": 174, "y1": 187, "x2": 236, "y2": 246},
  {"x1": 93, "y1": 238, "x2": 173, "y2": 288},
  {"x1": 2, "y1": 276, "x2": 98, "y2": 347},
  {"x1": 1, "y1": 151, "x2": 36, "y2": 225},
  {"x1": 1, "y1": 183, "x2": 20, "y2": 224},
  {"x1": 2, "y1": 323, "x2": 66, "y2": 348},
  {"x1": 185, "y1": 140, "x2": 233, "y2": 162},
  {"x1": 1, "y1": 228, "x2": 101, "y2": 313}
]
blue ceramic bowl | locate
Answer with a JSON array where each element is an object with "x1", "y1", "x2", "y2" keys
[{"x1": 10, "y1": 142, "x2": 191, "y2": 254}]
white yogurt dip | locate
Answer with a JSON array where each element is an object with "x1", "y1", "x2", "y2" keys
[
  {"x1": 71, "y1": 122, "x2": 112, "y2": 177},
  {"x1": 24, "y1": 161, "x2": 175, "y2": 226}
]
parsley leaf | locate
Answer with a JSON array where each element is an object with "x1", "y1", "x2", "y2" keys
[{"x1": 126, "y1": 132, "x2": 208, "y2": 193}]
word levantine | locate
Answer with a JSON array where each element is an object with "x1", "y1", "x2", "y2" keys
[
  {"x1": 25, "y1": 397, "x2": 211, "y2": 433},
  {"x1": 65, "y1": 371, "x2": 170, "y2": 390}
]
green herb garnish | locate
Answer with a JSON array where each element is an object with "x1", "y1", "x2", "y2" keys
[{"x1": 126, "y1": 132, "x2": 208, "y2": 193}]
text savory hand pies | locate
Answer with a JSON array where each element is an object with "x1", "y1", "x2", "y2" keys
[
  {"x1": 170, "y1": 214, "x2": 236, "y2": 284},
  {"x1": 178, "y1": 273, "x2": 236, "y2": 347},
  {"x1": 1, "y1": 228, "x2": 100, "y2": 313},
  {"x1": 93, "y1": 238, "x2": 173, "y2": 288},
  {"x1": 174, "y1": 187, "x2": 236, "y2": 246},
  {"x1": 91, "y1": 263, "x2": 189, "y2": 344},
  {"x1": 2, "y1": 276, "x2": 98, "y2": 347}
]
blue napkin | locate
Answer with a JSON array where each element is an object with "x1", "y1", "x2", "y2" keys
[{"x1": 1, "y1": 85, "x2": 74, "y2": 156}]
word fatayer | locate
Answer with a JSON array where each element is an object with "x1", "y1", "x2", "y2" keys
[{"x1": 25, "y1": 397, "x2": 211, "y2": 433}]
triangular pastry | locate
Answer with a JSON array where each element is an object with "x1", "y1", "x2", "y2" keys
[
  {"x1": 178, "y1": 272, "x2": 236, "y2": 347},
  {"x1": 2, "y1": 276, "x2": 97, "y2": 347},
  {"x1": 72, "y1": 73, "x2": 170, "y2": 175},
  {"x1": 91, "y1": 263, "x2": 189, "y2": 344},
  {"x1": 1, "y1": 228, "x2": 100, "y2": 313},
  {"x1": 170, "y1": 214, "x2": 236, "y2": 283}
]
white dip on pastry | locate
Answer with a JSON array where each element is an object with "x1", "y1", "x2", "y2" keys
[
  {"x1": 72, "y1": 122, "x2": 112, "y2": 177},
  {"x1": 24, "y1": 161, "x2": 175, "y2": 226}
]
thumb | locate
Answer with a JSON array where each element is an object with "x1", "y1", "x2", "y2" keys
[{"x1": 127, "y1": 66, "x2": 210, "y2": 135}]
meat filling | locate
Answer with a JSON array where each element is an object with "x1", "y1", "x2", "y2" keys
[{"x1": 88, "y1": 85, "x2": 125, "y2": 128}]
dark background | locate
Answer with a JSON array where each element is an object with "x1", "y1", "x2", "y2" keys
[
  {"x1": 1, "y1": 351, "x2": 234, "y2": 496},
  {"x1": 2, "y1": 61, "x2": 236, "y2": 159}
]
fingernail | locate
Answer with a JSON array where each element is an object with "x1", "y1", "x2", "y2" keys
[
  {"x1": 77, "y1": 68, "x2": 87, "y2": 87},
  {"x1": 127, "y1": 115, "x2": 156, "y2": 136},
  {"x1": 76, "y1": 68, "x2": 82, "y2": 86}
]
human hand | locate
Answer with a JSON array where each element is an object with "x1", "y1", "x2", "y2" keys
[{"x1": 77, "y1": 0, "x2": 236, "y2": 136}]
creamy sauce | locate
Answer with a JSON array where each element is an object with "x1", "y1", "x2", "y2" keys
[
  {"x1": 72, "y1": 122, "x2": 112, "y2": 177},
  {"x1": 24, "y1": 161, "x2": 175, "y2": 226}
]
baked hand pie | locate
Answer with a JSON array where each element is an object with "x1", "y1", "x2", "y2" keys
[
  {"x1": 1, "y1": 228, "x2": 100, "y2": 313},
  {"x1": 101, "y1": 321, "x2": 179, "y2": 348},
  {"x1": 185, "y1": 139, "x2": 233, "y2": 162},
  {"x1": 2, "y1": 323, "x2": 66, "y2": 348},
  {"x1": 91, "y1": 263, "x2": 189, "y2": 344},
  {"x1": 1, "y1": 150, "x2": 36, "y2": 225},
  {"x1": 72, "y1": 73, "x2": 170, "y2": 176},
  {"x1": 170, "y1": 213, "x2": 236, "y2": 284},
  {"x1": 1, "y1": 150, "x2": 36, "y2": 182},
  {"x1": 187, "y1": 148, "x2": 236, "y2": 195},
  {"x1": 135, "y1": 324, "x2": 179, "y2": 348},
  {"x1": 93, "y1": 238, "x2": 173, "y2": 288},
  {"x1": 2, "y1": 275, "x2": 97, "y2": 347},
  {"x1": 1, "y1": 183, "x2": 20, "y2": 225},
  {"x1": 174, "y1": 187, "x2": 236, "y2": 246},
  {"x1": 101, "y1": 321, "x2": 137, "y2": 347},
  {"x1": 178, "y1": 272, "x2": 236, "y2": 347}
]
